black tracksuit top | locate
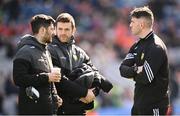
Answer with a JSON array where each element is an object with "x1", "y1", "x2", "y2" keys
[
  {"x1": 120, "y1": 31, "x2": 169, "y2": 108},
  {"x1": 48, "y1": 36, "x2": 98, "y2": 112},
  {"x1": 13, "y1": 35, "x2": 57, "y2": 114}
]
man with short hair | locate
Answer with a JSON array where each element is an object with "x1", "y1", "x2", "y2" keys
[
  {"x1": 119, "y1": 6, "x2": 170, "y2": 115},
  {"x1": 13, "y1": 14, "x2": 62, "y2": 115},
  {"x1": 48, "y1": 13, "x2": 113, "y2": 115}
]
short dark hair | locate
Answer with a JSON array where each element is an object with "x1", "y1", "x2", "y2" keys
[
  {"x1": 56, "y1": 13, "x2": 75, "y2": 29},
  {"x1": 130, "y1": 6, "x2": 154, "y2": 27},
  {"x1": 30, "y1": 14, "x2": 55, "y2": 34}
]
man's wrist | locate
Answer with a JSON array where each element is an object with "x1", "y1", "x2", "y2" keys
[{"x1": 133, "y1": 66, "x2": 138, "y2": 73}]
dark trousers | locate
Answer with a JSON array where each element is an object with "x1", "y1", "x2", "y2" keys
[
  {"x1": 131, "y1": 105, "x2": 168, "y2": 115},
  {"x1": 18, "y1": 98, "x2": 53, "y2": 115},
  {"x1": 57, "y1": 108, "x2": 85, "y2": 115}
]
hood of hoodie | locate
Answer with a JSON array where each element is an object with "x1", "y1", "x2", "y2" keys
[
  {"x1": 52, "y1": 35, "x2": 75, "y2": 47},
  {"x1": 16, "y1": 34, "x2": 46, "y2": 52}
]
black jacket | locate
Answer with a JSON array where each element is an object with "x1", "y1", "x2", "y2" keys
[
  {"x1": 119, "y1": 32, "x2": 169, "y2": 109},
  {"x1": 48, "y1": 36, "x2": 99, "y2": 114},
  {"x1": 13, "y1": 34, "x2": 58, "y2": 115}
]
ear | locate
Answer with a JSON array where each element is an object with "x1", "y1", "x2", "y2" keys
[
  {"x1": 72, "y1": 27, "x2": 76, "y2": 36},
  {"x1": 140, "y1": 20, "x2": 145, "y2": 29},
  {"x1": 39, "y1": 27, "x2": 46, "y2": 34}
]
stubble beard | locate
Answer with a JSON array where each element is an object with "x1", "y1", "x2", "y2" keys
[
  {"x1": 44, "y1": 30, "x2": 53, "y2": 44},
  {"x1": 132, "y1": 28, "x2": 141, "y2": 36},
  {"x1": 60, "y1": 35, "x2": 70, "y2": 43},
  {"x1": 43, "y1": 34, "x2": 52, "y2": 44},
  {"x1": 46, "y1": 37, "x2": 52, "y2": 44}
]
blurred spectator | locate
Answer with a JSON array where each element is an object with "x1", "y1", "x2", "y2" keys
[
  {"x1": 169, "y1": 66, "x2": 179, "y2": 114},
  {"x1": 4, "y1": 77, "x2": 18, "y2": 96},
  {"x1": 2, "y1": 94, "x2": 18, "y2": 115},
  {"x1": 0, "y1": 0, "x2": 180, "y2": 115},
  {"x1": 2, "y1": 72, "x2": 18, "y2": 115},
  {"x1": 4, "y1": 38, "x2": 15, "y2": 58},
  {"x1": 0, "y1": 93, "x2": 3, "y2": 114},
  {"x1": 2, "y1": 0, "x2": 21, "y2": 23},
  {"x1": 148, "y1": 0, "x2": 166, "y2": 21}
]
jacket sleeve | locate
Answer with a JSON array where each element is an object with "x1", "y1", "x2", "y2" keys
[
  {"x1": 48, "y1": 45, "x2": 88, "y2": 98},
  {"x1": 134, "y1": 45, "x2": 166, "y2": 84},
  {"x1": 80, "y1": 48, "x2": 98, "y2": 72},
  {"x1": 56, "y1": 78, "x2": 88, "y2": 98},
  {"x1": 13, "y1": 59, "x2": 49, "y2": 87},
  {"x1": 119, "y1": 46, "x2": 137, "y2": 78}
]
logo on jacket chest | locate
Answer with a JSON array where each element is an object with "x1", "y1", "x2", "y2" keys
[
  {"x1": 133, "y1": 51, "x2": 144, "y2": 62},
  {"x1": 141, "y1": 53, "x2": 144, "y2": 60},
  {"x1": 73, "y1": 54, "x2": 78, "y2": 61},
  {"x1": 38, "y1": 56, "x2": 45, "y2": 62}
]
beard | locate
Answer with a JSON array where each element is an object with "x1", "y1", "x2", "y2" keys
[
  {"x1": 59, "y1": 35, "x2": 71, "y2": 43},
  {"x1": 43, "y1": 30, "x2": 54, "y2": 44},
  {"x1": 45, "y1": 38, "x2": 52, "y2": 43},
  {"x1": 131, "y1": 28, "x2": 141, "y2": 36},
  {"x1": 42, "y1": 34, "x2": 52, "y2": 44}
]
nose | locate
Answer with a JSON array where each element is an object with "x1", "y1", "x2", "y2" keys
[
  {"x1": 61, "y1": 30, "x2": 66, "y2": 35},
  {"x1": 129, "y1": 23, "x2": 132, "y2": 27}
]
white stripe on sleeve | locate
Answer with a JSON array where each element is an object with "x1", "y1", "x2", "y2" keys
[
  {"x1": 144, "y1": 60, "x2": 154, "y2": 82},
  {"x1": 124, "y1": 53, "x2": 134, "y2": 60}
]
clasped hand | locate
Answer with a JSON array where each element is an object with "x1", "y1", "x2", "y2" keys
[
  {"x1": 79, "y1": 88, "x2": 95, "y2": 104},
  {"x1": 48, "y1": 71, "x2": 61, "y2": 82}
]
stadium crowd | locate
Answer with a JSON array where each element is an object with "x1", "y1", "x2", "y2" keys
[{"x1": 0, "y1": 0, "x2": 179, "y2": 115}]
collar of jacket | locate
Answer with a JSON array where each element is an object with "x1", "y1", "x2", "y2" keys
[
  {"x1": 17, "y1": 34, "x2": 47, "y2": 52},
  {"x1": 53, "y1": 36, "x2": 75, "y2": 46},
  {"x1": 140, "y1": 31, "x2": 154, "y2": 40},
  {"x1": 135, "y1": 31, "x2": 154, "y2": 46}
]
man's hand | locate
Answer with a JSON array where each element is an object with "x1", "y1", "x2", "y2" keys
[
  {"x1": 56, "y1": 95, "x2": 63, "y2": 107},
  {"x1": 137, "y1": 66, "x2": 143, "y2": 74},
  {"x1": 48, "y1": 71, "x2": 61, "y2": 82},
  {"x1": 79, "y1": 88, "x2": 95, "y2": 104}
]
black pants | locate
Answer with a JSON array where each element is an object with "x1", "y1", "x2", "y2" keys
[
  {"x1": 131, "y1": 105, "x2": 168, "y2": 115},
  {"x1": 18, "y1": 99, "x2": 53, "y2": 115},
  {"x1": 57, "y1": 108, "x2": 85, "y2": 115}
]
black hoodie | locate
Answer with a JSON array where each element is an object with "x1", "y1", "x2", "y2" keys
[
  {"x1": 48, "y1": 36, "x2": 113, "y2": 114},
  {"x1": 48, "y1": 36, "x2": 96, "y2": 114},
  {"x1": 13, "y1": 34, "x2": 57, "y2": 115}
]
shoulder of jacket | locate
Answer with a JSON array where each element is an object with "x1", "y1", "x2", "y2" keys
[
  {"x1": 74, "y1": 45, "x2": 87, "y2": 53},
  {"x1": 154, "y1": 35, "x2": 165, "y2": 45},
  {"x1": 14, "y1": 45, "x2": 33, "y2": 61},
  {"x1": 18, "y1": 45, "x2": 37, "y2": 53},
  {"x1": 129, "y1": 41, "x2": 139, "y2": 51},
  {"x1": 74, "y1": 45, "x2": 82, "y2": 50},
  {"x1": 148, "y1": 35, "x2": 166, "y2": 52}
]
